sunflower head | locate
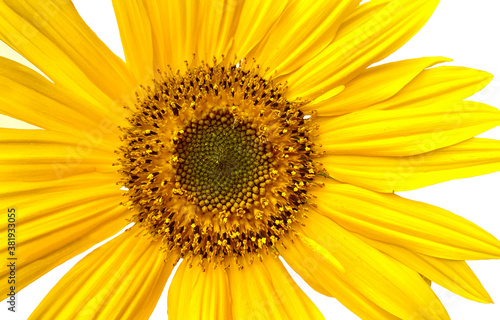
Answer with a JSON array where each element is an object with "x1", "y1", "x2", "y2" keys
[
  {"x1": 3, "y1": 0, "x2": 500, "y2": 319},
  {"x1": 117, "y1": 58, "x2": 323, "y2": 269}
]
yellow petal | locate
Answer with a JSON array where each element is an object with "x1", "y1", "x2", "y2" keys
[
  {"x1": 336, "y1": 0, "x2": 391, "y2": 38},
  {"x1": 0, "y1": 172, "x2": 129, "y2": 297},
  {"x1": 287, "y1": 0, "x2": 440, "y2": 100},
  {"x1": 112, "y1": 0, "x2": 154, "y2": 83},
  {"x1": 317, "y1": 101, "x2": 500, "y2": 156},
  {"x1": 321, "y1": 138, "x2": 500, "y2": 192},
  {"x1": 226, "y1": 0, "x2": 289, "y2": 61},
  {"x1": 28, "y1": 227, "x2": 177, "y2": 320},
  {"x1": 368, "y1": 66, "x2": 494, "y2": 111},
  {"x1": 228, "y1": 255, "x2": 324, "y2": 320},
  {"x1": 0, "y1": 57, "x2": 122, "y2": 139},
  {"x1": 168, "y1": 262, "x2": 231, "y2": 320},
  {"x1": 0, "y1": 128, "x2": 115, "y2": 182},
  {"x1": 281, "y1": 234, "x2": 400, "y2": 320},
  {"x1": 305, "y1": 57, "x2": 451, "y2": 116},
  {"x1": 0, "y1": 0, "x2": 135, "y2": 104},
  {"x1": 358, "y1": 235, "x2": 493, "y2": 304},
  {"x1": 0, "y1": 128, "x2": 114, "y2": 158},
  {"x1": 144, "y1": 0, "x2": 203, "y2": 71},
  {"x1": 146, "y1": 0, "x2": 240, "y2": 67},
  {"x1": 196, "y1": 0, "x2": 242, "y2": 64},
  {"x1": 312, "y1": 181, "x2": 500, "y2": 260},
  {"x1": 292, "y1": 212, "x2": 449, "y2": 319},
  {"x1": 252, "y1": 0, "x2": 359, "y2": 77},
  {"x1": 295, "y1": 232, "x2": 345, "y2": 273},
  {"x1": 422, "y1": 275, "x2": 432, "y2": 286},
  {"x1": 309, "y1": 86, "x2": 345, "y2": 107}
]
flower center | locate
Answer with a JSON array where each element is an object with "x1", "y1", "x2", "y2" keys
[
  {"x1": 173, "y1": 111, "x2": 274, "y2": 214},
  {"x1": 117, "y1": 59, "x2": 322, "y2": 269}
]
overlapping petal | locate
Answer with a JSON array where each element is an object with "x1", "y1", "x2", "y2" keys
[
  {"x1": 144, "y1": 0, "x2": 270, "y2": 71},
  {"x1": 283, "y1": 212, "x2": 449, "y2": 319},
  {"x1": 251, "y1": 0, "x2": 359, "y2": 77},
  {"x1": 225, "y1": 0, "x2": 289, "y2": 62},
  {"x1": 169, "y1": 255, "x2": 326, "y2": 320},
  {"x1": 317, "y1": 102, "x2": 500, "y2": 156},
  {"x1": 228, "y1": 255, "x2": 324, "y2": 320},
  {"x1": 0, "y1": 0, "x2": 135, "y2": 105},
  {"x1": 358, "y1": 235, "x2": 493, "y2": 304},
  {"x1": 320, "y1": 138, "x2": 500, "y2": 192},
  {"x1": 281, "y1": 235, "x2": 400, "y2": 320},
  {"x1": 368, "y1": 66, "x2": 494, "y2": 111},
  {"x1": 287, "y1": 0, "x2": 440, "y2": 100},
  {"x1": 195, "y1": 0, "x2": 242, "y2": 64},
  {"x1": 0, "y1": 172, "x2": 128, "y2": 297},
  {"x1": 112, "y1": 0, "x2": 154, "y2": 83},
  {"x1": 0, "y1": 128, "x2": 115, "y2": 182},
  {"x1": 311, "y1": 180, "x2": 500, "y2": 260},
  {"x1": 0, "y1": 57, "x2": 124, "y2": 139},
  {"x1": 304, "y1": 57, "x2": 451, "y2": 116},
  {"x1": 29, "y1": 227, "x2": 177, "y2": 320},
  {"x1": 168, "y1": 261, "x2": 231, "y2": 320}
]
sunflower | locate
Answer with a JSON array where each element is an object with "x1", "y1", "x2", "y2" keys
[{"x1": 1, "y1": 0, "x2": 500, "y2": 319}]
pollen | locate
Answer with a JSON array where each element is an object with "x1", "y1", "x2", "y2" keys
[{"x1": 117, "y1": 58, "x2": 323, "y2": 270}]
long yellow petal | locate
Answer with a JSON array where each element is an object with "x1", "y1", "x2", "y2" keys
[
  {"x1": 0, "y1": 0, "x2": 135, "y2": 104},
  {"x1": 228, "y1": 255, "x2": 324, "y2": 320},
  {"x1": 336, "y1": 0, "x2": 391, "y2": 38},
  {"x1": 28, "y1": 227, "x2": 177, "y2": 320},
  {"x1": 305, "y1": 57, "x2": 451, "y2": 116},
  {"x1": 320, "y1": 138, "x2": 500, "y2": 192},
  {"x1": 312, "y1": 181, "x2": 500, "y2": 260},
  {"x1": 281, "y1": 235, "x2": 400, "y2": 320},
  {"x1": 168, "y1": 261, "x2": 231, "y2": 320},
  {"x1": 0, "y1": 57, "x2": 122, "y2": 139},
  {"x1": 292, "y1": 212, "x2": 449, "y2": 319},
  {"x1": 0, "y1": 172, "x2": 129, "y2": 297},
  {"x1": 0, "y1": 128, "x2": 115, "y2": 182},
  {"x1": 145, "y1": 0, "x2": 241, "y2": 68},
  {"x1": 317, "y1": 101, "x2": 500, "y2": 156},
  {"x1": 0, "y1": 128, "x2": 114, "y2": 158},
  {"x1": 252, "y1": 0, "x2": 359, "y2": 77},
  {"x1": 287, "y1": 0, "x2": 440, "y2": 100},
  {"x1": 145, "y1": 0, "x2": 289, "y2": 70},
  {"x1": 368, "y1": 66, "x2": 494, "y2": 111},
  {"x1": 144, "y1": 0, "x2": 203, "y2": 71},
  {"x1": 226, "y1": 0, "x2": 289, "y2": 61},
  {"x1": 112, "y1": 0, "x2": 154, "y2": 83},
  {"x1": 358, "y1": 235, "x2": 493, "y2": 304},
  {"x1": 196, "y1": 0, "x2": 242, "y2": 64}
]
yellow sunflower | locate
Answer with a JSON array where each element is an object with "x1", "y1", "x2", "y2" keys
[{"x1": 1, "y1": 0, "x2": 500, "y2": 319}]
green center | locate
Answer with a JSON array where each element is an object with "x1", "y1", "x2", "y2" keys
[{"x1": 173, "y1": 111, "x2": 273, "y2": 212}]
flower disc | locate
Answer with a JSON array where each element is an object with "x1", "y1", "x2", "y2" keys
[{"x1": 118, "y1": 59, "x2": 322, "y2": 269}]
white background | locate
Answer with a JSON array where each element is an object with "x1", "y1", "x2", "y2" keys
[{"x1": 1, "y1": 0, "x2": 500, "y2": 319}]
